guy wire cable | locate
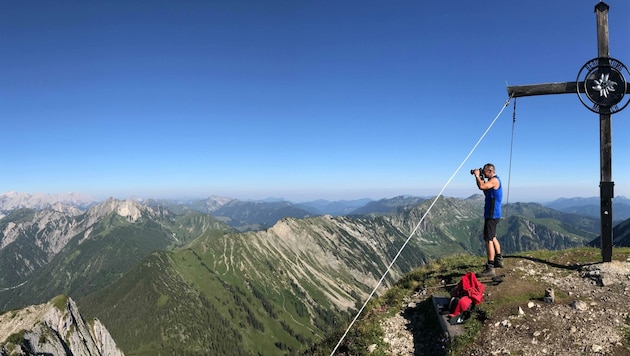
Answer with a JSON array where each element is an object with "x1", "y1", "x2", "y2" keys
[
  {"x1": 504, "y1": 98, "x2": 517, "y2": 215},
  {"x1": 330, "y1": 95, "x2": 514, "y2": 355}
]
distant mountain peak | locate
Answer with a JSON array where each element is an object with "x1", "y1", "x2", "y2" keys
[
  {"x1": 465, "y1": 194, "x2": 484, "y2": 201},
  {"x1": 50, "y1": 202, "x2": 84, "y2": 216},
  {"x1": 204, "y1": 195, "x2": 233, "y2": 211},
  {"x1": 88, "y1": 198, "x2": 148, "y2": 222}
]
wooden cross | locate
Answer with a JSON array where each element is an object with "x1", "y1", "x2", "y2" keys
[{"x1": 507, "y1": 2, "x2": 630, "y2": 262}]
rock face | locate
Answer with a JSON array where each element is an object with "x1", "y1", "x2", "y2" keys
[{"x1": 0, "y1": 295, "x2": 124, "y2": 356}]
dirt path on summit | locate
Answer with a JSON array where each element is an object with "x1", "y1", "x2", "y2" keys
[{"x1": 382, "y1": 254, "x2": 630, "y2": 355}]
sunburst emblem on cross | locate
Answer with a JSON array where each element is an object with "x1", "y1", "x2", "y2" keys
[{"x1": 592, "y1": 73, "x2": 617, "y2": 98}]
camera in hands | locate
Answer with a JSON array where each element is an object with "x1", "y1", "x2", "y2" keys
[{"x1": 470, "y1": 168, "x2": 484, "y2": 178}]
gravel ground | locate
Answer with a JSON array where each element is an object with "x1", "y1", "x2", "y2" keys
[{"x1": 380, "y1": 257, "x2": 630, "y2": 355}]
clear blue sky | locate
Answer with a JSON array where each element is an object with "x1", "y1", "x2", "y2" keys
[{"x1": 2, "y1": 1, "x2": 630, "y2": 203}]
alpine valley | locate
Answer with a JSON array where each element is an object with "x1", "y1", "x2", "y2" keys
[{"x1": 0, "y1": 192, "x2": 616, "y2": 355}]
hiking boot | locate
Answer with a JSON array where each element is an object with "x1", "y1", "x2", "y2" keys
[
  {"x1": 495, "y1": 255, "x2": 504, "y2": 268},
  {"x1": 477, "y1": 264, "x2": 495, "y2": 278}
]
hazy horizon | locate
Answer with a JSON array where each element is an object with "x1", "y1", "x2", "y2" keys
[{"x1": 1, "y1": 189, "x2": 619, "y2": 206}]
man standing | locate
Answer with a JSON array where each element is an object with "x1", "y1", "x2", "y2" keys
[{"x1": 473, "y1": 163, "x2": 504, "y2": 277}]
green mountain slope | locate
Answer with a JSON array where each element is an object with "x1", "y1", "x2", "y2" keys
[
  {"x1": 80, "y1": 251, "x2": 248, "y2": 355},
  {"x1": 78, "y1": 207, "x2": 459, "y2": 354}
]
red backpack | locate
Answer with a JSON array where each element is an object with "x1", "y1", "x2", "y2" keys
[{"x1": 448, "y1": 272, "x2": 485, "y2": 323}]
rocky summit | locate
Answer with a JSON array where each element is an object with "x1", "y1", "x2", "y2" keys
[{"x1": 376, "y1": 249, "x2": 630, "y2": 355}]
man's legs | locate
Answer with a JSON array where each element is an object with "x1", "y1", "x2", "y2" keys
[{"x1": 479, "y1": 220, "x2": 498, "y2": 277}]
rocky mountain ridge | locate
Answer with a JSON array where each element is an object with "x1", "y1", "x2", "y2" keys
[{"x1": 0, "y1": 295, "x2": 124, "y2": 356}]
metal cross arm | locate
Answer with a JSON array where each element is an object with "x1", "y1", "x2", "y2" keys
[
  {"x1": 507, "y1": 81, "x2": 630, "y2": 99},
  {"x1": 507, "y1": 82, "x2": 579, "y2": 98}
]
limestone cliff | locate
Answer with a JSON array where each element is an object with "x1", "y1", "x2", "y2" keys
[{"x1": 0, "y1": 295, "x2": 123, "y2": 356}]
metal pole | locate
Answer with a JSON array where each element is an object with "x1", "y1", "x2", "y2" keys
[{"x1": 595, "y1": 2, "x2": 613, "y2": 262}]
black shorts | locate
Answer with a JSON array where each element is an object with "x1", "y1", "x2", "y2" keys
[{"x1": 483, "y1": 218, "x2": 500, "y2": 242}]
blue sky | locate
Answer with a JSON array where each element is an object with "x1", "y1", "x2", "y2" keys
[{"x1": 2, "y1": 1, "x2": 630, "y2": 203}]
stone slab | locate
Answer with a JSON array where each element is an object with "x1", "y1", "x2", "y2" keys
[{"x1": 431, "y1": 295, "x2": 465, "y2": 338}]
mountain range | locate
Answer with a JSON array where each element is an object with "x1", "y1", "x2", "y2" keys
[
  {"x1": 4, "y1": 192, "x2": 630, "y2": 225},
  {"x1": 544, "y1": 195, "x2": 630, "y2": 224},
  {"x1": 0, "y1": 191, "x2": 625, "y2": 354}
]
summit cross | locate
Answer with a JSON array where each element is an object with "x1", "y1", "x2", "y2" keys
[{"x1": 507, "y1": 2, "x2": 630, "y2": 262}]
